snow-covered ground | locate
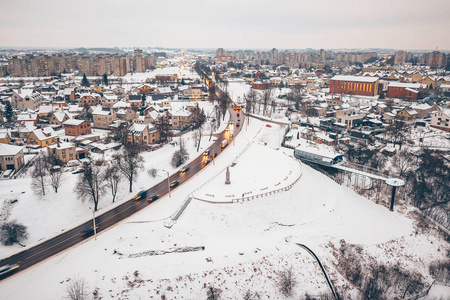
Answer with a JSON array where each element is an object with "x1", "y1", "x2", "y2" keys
[
  {"x1": 0, "y1": 101, "x2": 225, "y2": 259},
  {"x1": 0, "y1": 114, "x2": 447, "y2": 299}
]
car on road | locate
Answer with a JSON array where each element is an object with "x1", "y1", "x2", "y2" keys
[
  {"x1": 220, "y1": 140, "x2": 228, "y2": 148},
  {"x1": 180, "y1": 165, "x2": 190, "y2": 173},
  {"x1": 133, "y1": 190, "x2": 147, "y2": 201},
  {"x1": 147, "y1": 194, "x2": 159, "y2": 202},
  {"x1": 0, "y1": 264, "x2": 19, "y2": 277},
  {"x1": 266, "y1": 124, "x2": 272, "y2": 127},
  {"x1": 203, "y1": 149, "x2": 210, "y2": 157},
  {"x1": 170, "y1": 180, "x2": 179, "y2": 188},
  {"x1": 82, "y1": 226, "x2": 98, "y2": 236},
  {"x1": 202, "y1": 158, "x2": 211, "y2": 167}
]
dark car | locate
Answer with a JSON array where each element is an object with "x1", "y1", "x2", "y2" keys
[
  {"x1": 170, "y1": 180, "x2": 179, "y2": 188},
  {"x1": 180, "y1": 165, "x2": 190, "y2": 173},
  {"x1": 82, "y1": 226, "x2": 98, "y2": 236},
  {"x1": 148, "y1": 194, "x2": 159, "y2": 202},
  {"x1": 133, "y1": 190, "x2": 147, "y2": 201},
  {"x1": 0, "y1": 264, "x2": 19, "y2": 277}
]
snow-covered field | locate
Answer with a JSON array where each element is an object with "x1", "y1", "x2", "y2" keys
[{"x1": 0, "y1": 114, "x2": 447, "y2": 299}]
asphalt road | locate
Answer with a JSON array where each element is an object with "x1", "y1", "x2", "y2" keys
[{"x1": 0, "y1": 88, "x2": 242, "y2": 282}]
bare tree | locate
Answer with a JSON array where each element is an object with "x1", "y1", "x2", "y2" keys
[
  {"x1": 47, "y1": 167, "x2": 64, "y2": 193},
  {"x1": 262, "y1": 88, "x2": 273, "y2": 116},
  {"x1": 206, "y1": 286, "x2": 222, "y2": 300},
  {"x1": 190, "y1": 104, "x2": 206, "y2": 152},
  {"x1": 392, "y1": 150, "x2": 413, "y2": 177},
  {"x1": 155, "y1": 113, "x2": 172, "y2": 143},
  {"x1": 74, "y1": 162, "x2": 106, "y2": 212},
  {"x1": 0, "y1": 220, "x2": 28, "y2": 246},
  {"x1": 66, "y1": 277, "x2": 89, "y2": 300},
  {"x1": 209, "y1": 119, "x2": 217, "y2": 141},
  {"x1": 31, "y1": 155, "x2": 48, "y2": 196},
  {"x1": 277, "y1": 267, "x2": 296, "y2": 297},
  {"x1": 214, "y1": 104, "x2": 222, "y2": 128},
  {"x1": 171, "y1": 141, "x2": 189, "y2": 168},
  {"x1": 114, "y1": 144, "x2": 144, "y2": 193},
  {"x1": 104, "y1": 164, "x2": 121, "y2": 203},
  {"x1": 218, "y1": 92, "x2": 228, "y2": 120}
]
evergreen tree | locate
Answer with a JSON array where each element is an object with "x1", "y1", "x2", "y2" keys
[
  {"x1": 81, "y1": 74, "x2": 90, "y2": 87},
  {"x1": 4, "y1": 101, "x2": 14, "y2": 123},
  {"x1": 102, "y1": 73, "x2": 109, "y2": 86},
  {"x1": 141, "y1": 93, "x2": 146, "y2": 106}
]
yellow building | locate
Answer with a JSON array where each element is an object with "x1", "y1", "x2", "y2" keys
[
  {"x1": 0, "y1": 132, "x2": 11, "y2": 144},
  {"x1": 26, "y1": 128, "x2": 58, "y2": 147}
]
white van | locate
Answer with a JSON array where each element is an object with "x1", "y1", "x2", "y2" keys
[{"x1": 220, "y1": 140, "x2": 228, "y2": 148}]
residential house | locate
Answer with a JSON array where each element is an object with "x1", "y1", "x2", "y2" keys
[
  {"x1": 102, "y1": 94, "x2": 119, "y2": 108},
  {"x1": 38, "y1": 105, "x2": 54, "y2": 117},
  {"x1": 134, "y1": 84, "x2": 156, "y2": 94},
  {"x1": 26, "y1": 127, "x2": 58, "y2": 147},
  {"x1": 154, "y1": 86, "x2": 173, "y2": 96},
  {"x1": 170, "y1": 109, "x2": 192, "y2": 129},
  {"x1": 90, "y1": 86, "x2": 104, "y2": 93},
  {"x1": 0, "y1": 144, "x2": 24, "y2": 171},
  {"x1": 11, "y1": 89, "x2": 43, "y2": 110},
  {"x1": 0, "y1": 131, "x2": 11, "y2": 144},
  {"x1": 49, "y1": 111, "x2": 71, "y2": 126},
  {"x1": 299, "y1": 127, "x2": 335, "y2": 146},
  {"x1": 126, "y1": 94, "x2": 142, "y2": 107},
  {"x1": 17, "y1": 112, "x2": 39, "y2": 126},
  {"x1": 383, "y1": 112, "x2": 396, "y2": 124},
  {"x1": 349, "y1": 130, "x2": 372, "y2": 146},
  {"x1": 92, "y1": 106, "x2": 116, "y2": 129},
  {"x1": 63, "y1": 119, "x2": 92, "y2": 136},
  {"x1": 430, "y1": 110, "x2": 450, "y2": 131},
  {"x1": 79, "y1": 93, "x2": 101, "y2": 107},
  {"x1": 410, "y1": 103, "x2": 434, "y2": 119},
  {"x1": 335, "y1": 110, "x2": 365, "y2": 129},
  {"x1": 127, "y1": 123, "x2": 160, "y2": 145},
  {"x1": 396, "y1": 108, "x2": 417, "y2": 122},
  {"x1": 47, "y1": 142, "x2": 77, "y2": 163}
]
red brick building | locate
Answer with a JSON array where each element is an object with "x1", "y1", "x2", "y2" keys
[
  {"x1": 386, "y1": 82, "x2": 422, "y2": 100},
  {"x1": 252, "y1": 81, "x2": 270, "y2": 90},
  {"x1": 63, "y1": 119, "x2": 92, "y2": 136},
  {"x1": 330, "y1": 75, "x2": 379, "y2": 96}
]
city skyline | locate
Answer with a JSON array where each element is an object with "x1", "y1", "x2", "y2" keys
[{"x1": 1, "y1": 0, "x2": 449, "y2": 50}]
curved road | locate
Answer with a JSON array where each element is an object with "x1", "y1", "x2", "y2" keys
[{"x1": 0, "y1": 69, "x2": 242, "y2": 281}]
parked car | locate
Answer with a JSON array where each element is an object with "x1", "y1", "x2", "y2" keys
[
  {"x1": 72, "y1": 168, "x2": 85, "y2": 174},
  {"x1": 148, "y1": 194, "x2": 159, "y2": 202},
  {"x1": 170, "y1": 180, "x2": 179, "y2": 188},
  {"x1": 0, "y1": 264, "x2": 19, "y2": 277}
]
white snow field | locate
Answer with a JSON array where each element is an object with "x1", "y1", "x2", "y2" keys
[{"x1": 0, "y1": 114, "x2": 447, "y2": 299}]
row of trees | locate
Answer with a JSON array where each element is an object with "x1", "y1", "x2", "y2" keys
[
  {"x1": 74, "y1": 144, "x2": 144, "y2": 211},
  {"x1": 31, "y1": 144, "x2": 145, "y2": 212}
]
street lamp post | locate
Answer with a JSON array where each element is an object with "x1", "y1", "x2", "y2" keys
[
  {"x1": 162, "y1": 169, "x2": 171, "y2": 197},
  {"x1": 89, "y1": 207, "x2": 97, "y2": 241}
]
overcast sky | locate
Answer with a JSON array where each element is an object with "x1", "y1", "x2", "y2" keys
[{"x1": 1, "y1": 0, "x2": 449, "y2": 50}]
